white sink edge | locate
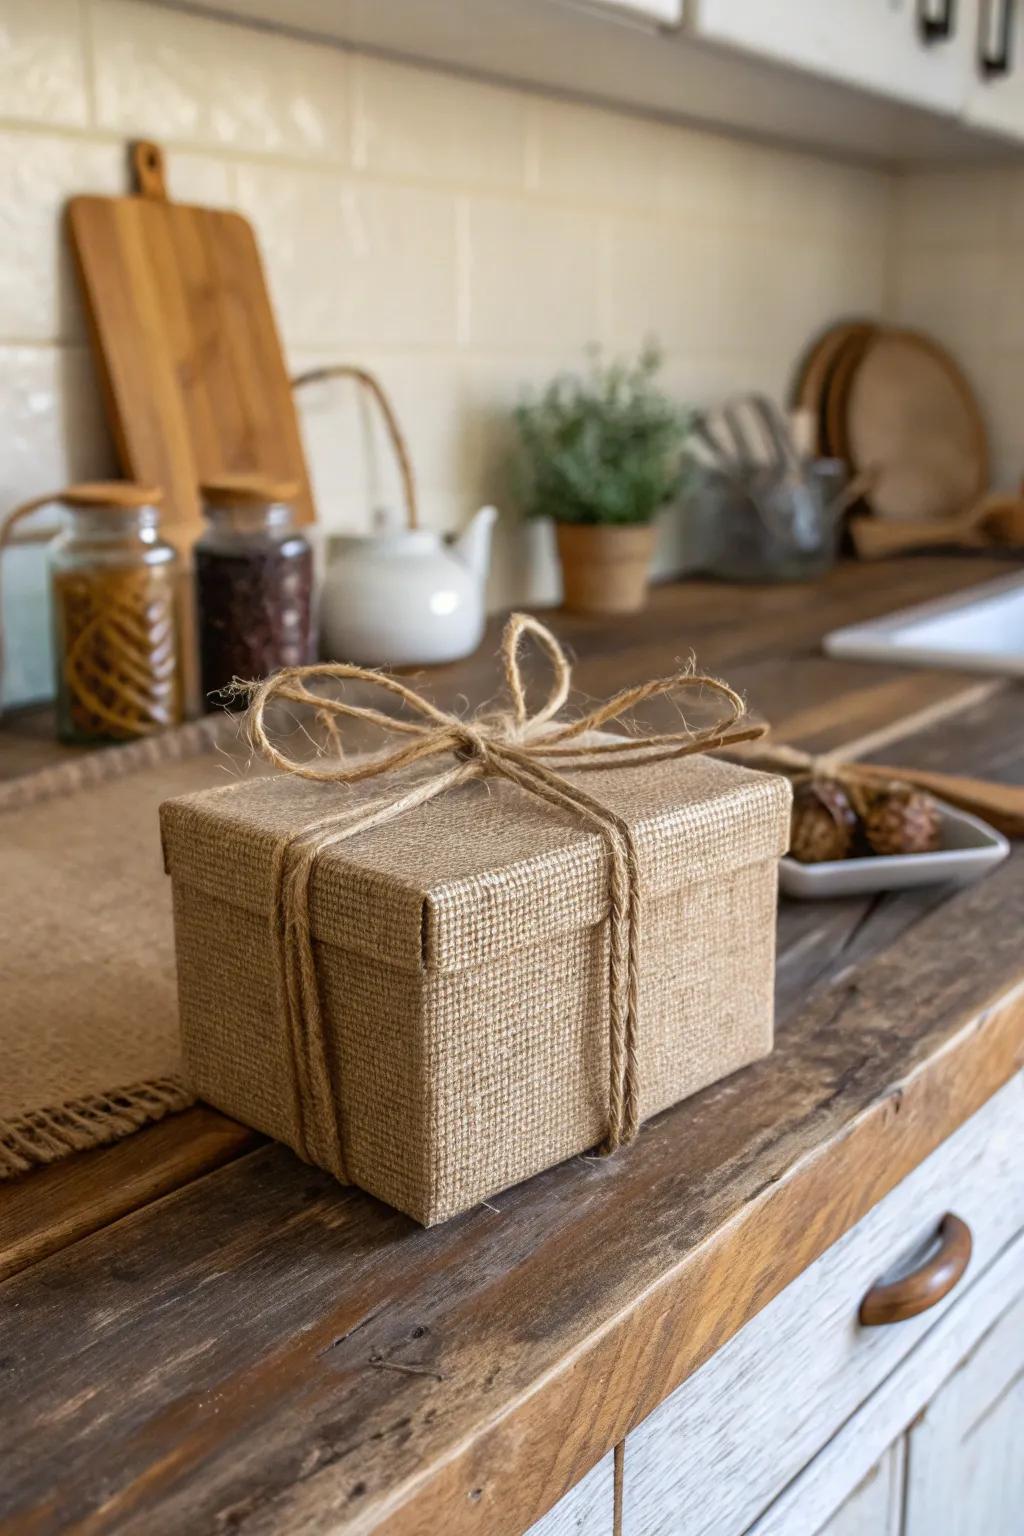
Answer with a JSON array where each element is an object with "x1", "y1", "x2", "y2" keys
[{"x1": 824, "y1": 571, "x2": 1024, "y2": 677}]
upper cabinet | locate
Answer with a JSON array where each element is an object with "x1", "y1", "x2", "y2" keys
[
  {"x1": 963, "y1": 0, "x2": 1024, "y2": 132},
  {"x1": 173, "y1": 0, "x2": 1024, "y2": 162},
  {"x1": 583, "y1": 0, "x2": 684, "y2": 21},
  {"x1": 686, "y1": 0, "x2": 976, "y2": 115},
  {"x1": 688, "y1": 0, "x2": 1024, "y2": 144}
]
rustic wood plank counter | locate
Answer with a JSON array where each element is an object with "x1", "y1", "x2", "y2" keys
[{"x1": 2, "y1": 557, "x2": 1022, "y2": 1536}]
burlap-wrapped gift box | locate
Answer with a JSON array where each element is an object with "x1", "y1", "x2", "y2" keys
[{"x1": 160, "y1": 754, "x2": 790, "y2": 1225}]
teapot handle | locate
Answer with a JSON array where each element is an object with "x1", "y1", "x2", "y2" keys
[{"x1": 291, "y1": 364, "x2": 418, "y2": 531}]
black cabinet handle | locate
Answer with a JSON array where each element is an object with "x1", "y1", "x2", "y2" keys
[
  {"x1": 979, "y1": 0, "x2": 1016, "y2": 76},
  {"x1": 919, "y1": 0, "x2": 958, "y2": 42}
]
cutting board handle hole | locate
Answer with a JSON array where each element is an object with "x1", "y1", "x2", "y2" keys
[{"x1": 132, "y1": 141, "x2": 167, "y2": 201}]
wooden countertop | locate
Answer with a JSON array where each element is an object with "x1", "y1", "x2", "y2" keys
[{"x1": 3, "y1": 557, "x2": 1024, "y2": 1536}]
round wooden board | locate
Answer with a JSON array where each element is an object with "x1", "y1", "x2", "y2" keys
[
  {"x1": 793, "y1": 320, "x2": 877, "y2": 456},
  {"x1": 846, "y1": 330, "x2": 988, "y2": 521},
  {"x1": 823, "y1": 328, "x2": 876, "y2": 462}
]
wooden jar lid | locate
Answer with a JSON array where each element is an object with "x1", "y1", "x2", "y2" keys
[
  {"x1": 200, "y1": 475, "x2": 299, "y2": 509},
  {"x1": 57, "y1": 482, "x2": 163, "y2": 509}
]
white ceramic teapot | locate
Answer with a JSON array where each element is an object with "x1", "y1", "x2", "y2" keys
[{"x1": 320, "y1": 505, "x2": 497, "y2": 666}]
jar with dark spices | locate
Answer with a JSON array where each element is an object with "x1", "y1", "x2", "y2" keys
[
  {"x1": 195, "y1": 477, "x2": 315, "y2": 709},
  {"x1": 48, "y1": 482, "x2": 182, "y2": 743}
]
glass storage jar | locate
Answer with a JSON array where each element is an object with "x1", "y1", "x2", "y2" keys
[
  {"x1": 195, "y1": 477, "x2": 314, "y2": 709},
  {"x1": 49, "y1": 483, "x2": 182, "y2": 743},
  {"x1": 691, "y1": 459, "x2": 847, "y2": 582}
]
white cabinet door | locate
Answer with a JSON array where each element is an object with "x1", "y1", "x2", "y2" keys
[
  {"x1": 688, "y1": 0, "x2": 975, "y2": 114},
  {"x1": 962, "y1": 0, "x2": 1024, "y2": 138},
  {"x1": 815, "y1": 1442, "x2": 906, "y2": 1536},
  {"x1": 903, "y1": 1286, "x2": 1024, "y2": 1536},
  {"x1": 525, "y1": 1452, "x2": 615, "y2": 1536}
]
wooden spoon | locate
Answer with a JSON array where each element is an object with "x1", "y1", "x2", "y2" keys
[
  {"x1": 852, "y1": 761, "x2": 1024, "y2": 840},
  {"x1": 849, "y1": 491, "x2": 1024, "y2": 559}
]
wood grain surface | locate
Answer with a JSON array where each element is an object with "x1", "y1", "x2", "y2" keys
[
  {"x1": 0, "y1": 1108, "x2": 260, "y2": 1283},
  {"x1": 2, "y1": 556, "x2": 1023, "y2": 1536}
]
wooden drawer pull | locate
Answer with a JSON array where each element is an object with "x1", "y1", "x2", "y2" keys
[{"x1": 859, "y1": 1213, "x2": 972, "y2": 1326}]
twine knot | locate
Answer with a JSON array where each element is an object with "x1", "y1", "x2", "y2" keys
[
  {"x1": 451, "y1": 722, "x2": 497, "y2": 764},
  {"x1": 245, "y1": 613, "x2": 765, "y2": 1186}
]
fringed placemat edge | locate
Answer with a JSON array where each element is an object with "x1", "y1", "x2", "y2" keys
[
  {"x1": 0, "y1": 1075, "x2": 196, "y2": 1178},
  {"x1": 0, "y1": 712, "x2": 245, "y2": 815},
  {"x1": 0, "y1": 716, "x2": 253, "y2": 1179}
]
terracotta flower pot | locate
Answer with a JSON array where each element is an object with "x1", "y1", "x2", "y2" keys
[{"x1": 555, "y1": 522, "x2": 657, "y2": 615}]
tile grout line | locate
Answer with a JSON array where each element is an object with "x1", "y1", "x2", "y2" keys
[
  {"x1": 79, "y1": 0, "x2": 100, "y2": 130},
  {"x1": 0, "y1": 105, "x2": 909, "y2": 238}
]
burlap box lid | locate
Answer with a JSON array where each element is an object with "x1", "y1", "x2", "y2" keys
[{"x1": 161, "y1": 753, "x2": 790, "y2": 1225}]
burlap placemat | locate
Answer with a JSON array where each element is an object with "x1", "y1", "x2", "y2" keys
[{"x1": 0, "y1": 717, "x2": 270, "y2": 1178}]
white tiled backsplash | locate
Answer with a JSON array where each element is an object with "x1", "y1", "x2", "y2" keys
[
  {"x1": 1, "y1": 0, "x2": 1014, "y2": 706},
  {"x1": 889, "y1": 168, "x2": 1024, "y2": 494}
]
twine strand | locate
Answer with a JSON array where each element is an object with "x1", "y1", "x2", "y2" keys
[
  {"x1": 725, "y1": 740, "x2": 901, "y2": 820},
  {"x1": 246, "y1": 614, "x2": 764, "y2": 1181}
]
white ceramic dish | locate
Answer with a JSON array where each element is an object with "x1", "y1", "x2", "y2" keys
[
  {"x1": 779, "y1": 799, "x2": 1009, "y2": 900},
  {"x1": 823, "y1": 571, "x2": 1024, "y2": 677}
]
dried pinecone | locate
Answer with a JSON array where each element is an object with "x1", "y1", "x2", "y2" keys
[
  {"x1": 863, "y1": 785, "x2": 941, "y2": 857},
  {"x1": 790, "y1": 777, "x2": 860, "y2": 863}
]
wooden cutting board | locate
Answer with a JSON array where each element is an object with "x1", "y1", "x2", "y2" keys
[
  {"x1": 68, "y1": 141, "x2": 315, "y2": 551},
  {"x1": 822, "y1": 326, "x2": 877, "y2": 463},
  {"x1": 846, "y1": 329, "x2": 988, "y2": 521},
  {"x1": 793, "y1": 319, "x2": 877, "y2": 457}
]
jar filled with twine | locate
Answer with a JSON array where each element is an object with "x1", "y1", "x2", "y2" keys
[{"x1": 46, "y1": 483, "x2": 182, "y2": 742}]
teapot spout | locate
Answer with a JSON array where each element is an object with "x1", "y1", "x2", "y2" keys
[{"x1": 452, "y1": 504, "x2": 497, "y2": 582}]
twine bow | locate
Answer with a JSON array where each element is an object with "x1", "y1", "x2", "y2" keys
[{"x1": 246, "y1": 613, "x2": 766, "y2": 1183}]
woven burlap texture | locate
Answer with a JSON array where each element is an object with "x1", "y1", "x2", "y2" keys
[
  {"x1": 0, "y1": 718, "x2": 269, "y2": 1178},
  {"x1": 162, "y1": 753, "x2": 791, "y2": 1225}
]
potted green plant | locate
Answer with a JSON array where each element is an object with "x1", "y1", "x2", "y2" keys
[{"x1": 515, "y1": 346, "x2": 691, "y2": 615}]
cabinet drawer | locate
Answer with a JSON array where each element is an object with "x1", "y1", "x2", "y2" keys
[
  {"x1": 748, "y1": 1228, "x2": 1024, "y2": 1536},
  {"x1": 621, "y1": 1073, "x2": 1024, "y2": 1536}
]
